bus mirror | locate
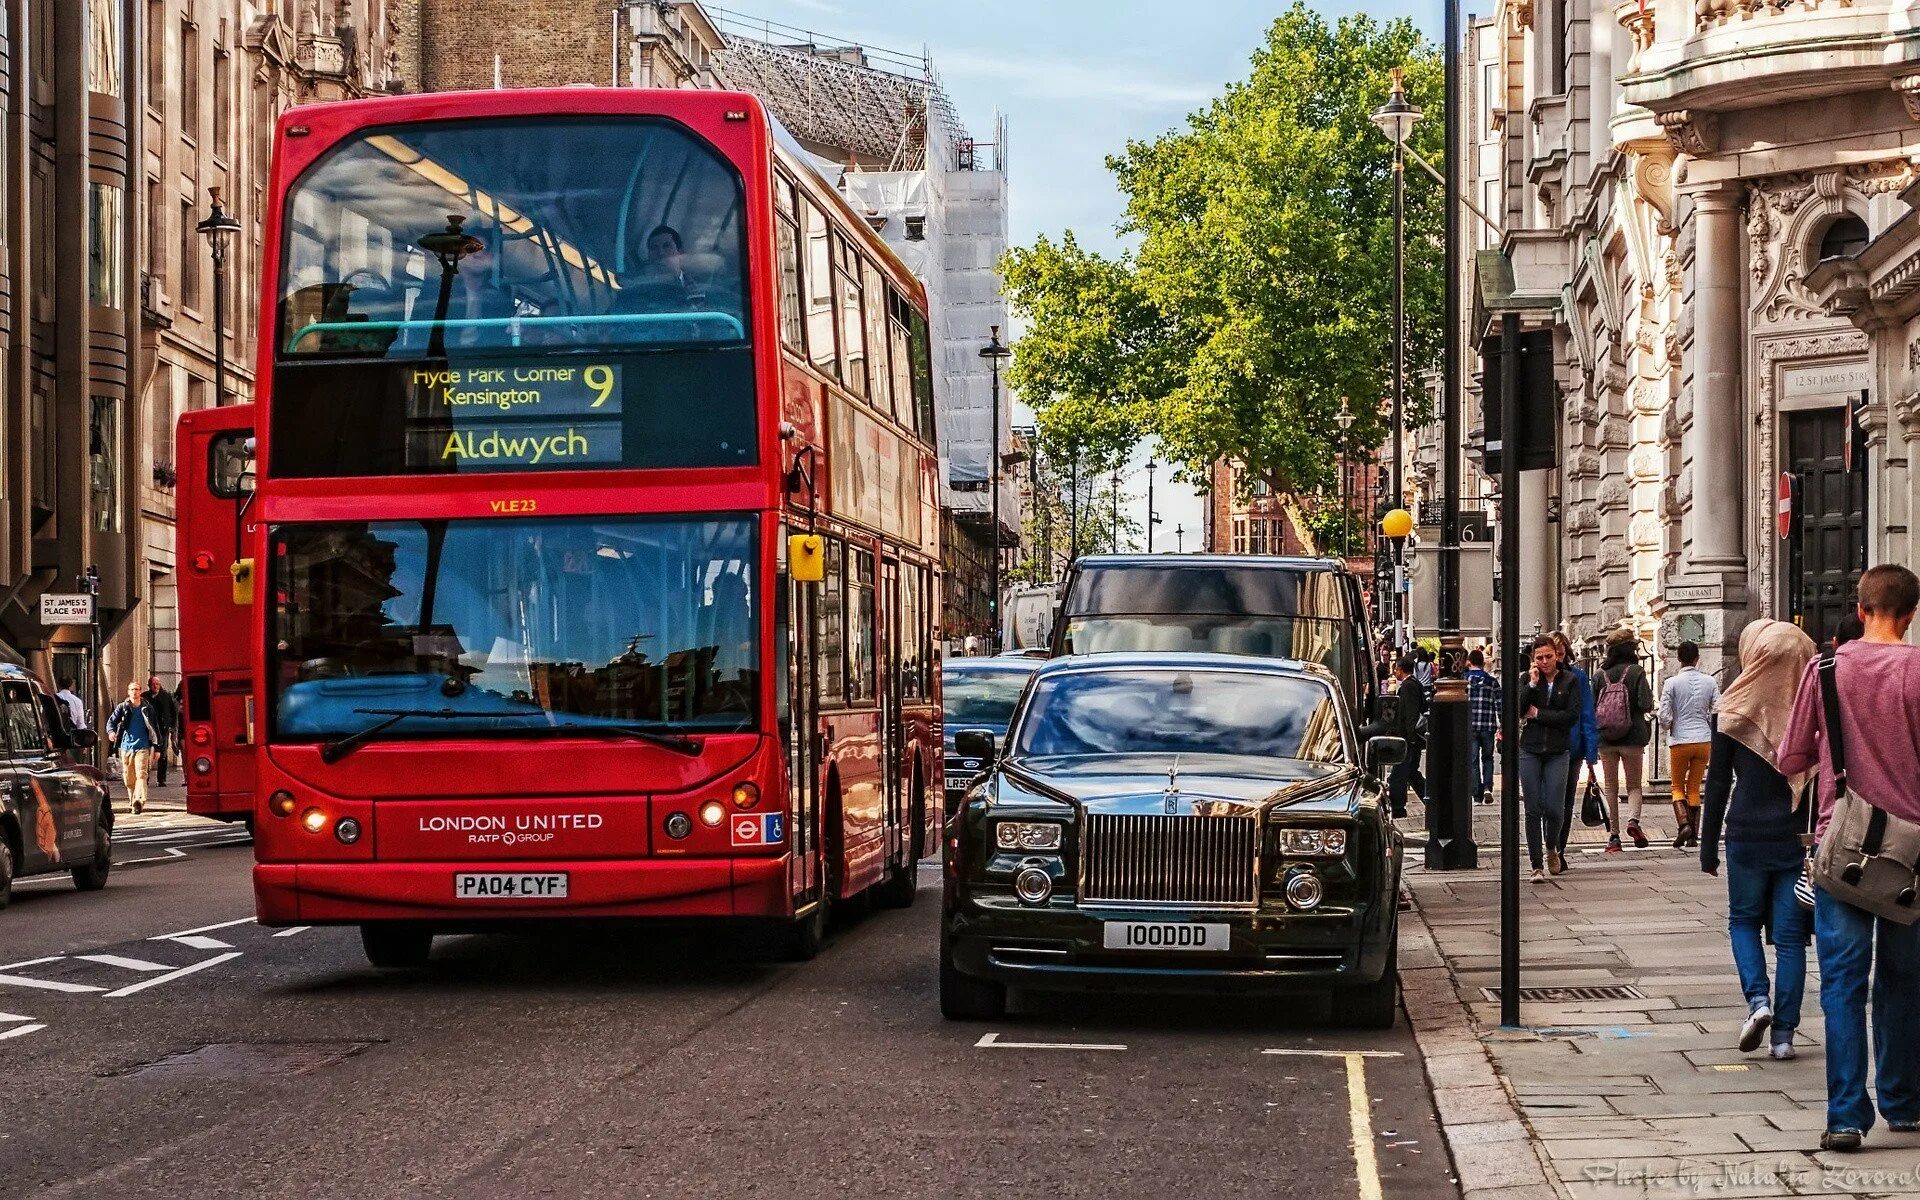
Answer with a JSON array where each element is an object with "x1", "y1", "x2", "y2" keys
[
  {"x1": 231, "y1": 558, "x2": 255, "y2": 606},
  {"x1": 789, "y1": 534, "x2": 824, "y2": 583}
]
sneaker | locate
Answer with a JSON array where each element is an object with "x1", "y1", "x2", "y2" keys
[
  {"x1": 1889, "y1": 1120, "x2": 1918, "y2": 1133},
  {"x1": 1770, "y1": 1041, "x2": 1796, "y2": 1061},
  {"x1": 1739, "y1": 1003, "x2": 1773, "y2": 1053},
  {"x1": 1479, "y1": 791, "x2": 1495, "y2": 806},
  {"x1": 1820, "y1": 1129, "x2": 1864, "y2": 1152},
  {"x1": 1627, "y1": 819, "x2": 1648, "y2": 849},
  {"x1": 1530, "y1": 867, "x2": 1546, "y2": 883},
  {"x1": 132, "y1": 800, "x2": 143, "y2": 814},
  {"x1": 1605, "y1": 836, "x2": 1623, "y2": 855},
  {"x1": 1550, "y1": 850, "x2": 1569, "y2": 875}
]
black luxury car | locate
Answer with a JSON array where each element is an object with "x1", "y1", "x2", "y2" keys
[
  {"x1": 0, "y1": 664, "x2": 113, "y2": 906},
  {"x1": 940, "y1": 653, "x2": 1405, "y2": 1025}
]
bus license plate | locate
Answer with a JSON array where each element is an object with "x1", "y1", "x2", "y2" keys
[
  {"x1": 1102, "y1": 921, "x2": 1230, "y2": 952},
  {"x1": 454, "y1": 872, "x2": 569, "y2": 900}
]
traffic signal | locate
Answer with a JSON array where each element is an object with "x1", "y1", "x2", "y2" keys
[{"x1": 1480, "y1": 330, "x2": 1558, "y2": 476}]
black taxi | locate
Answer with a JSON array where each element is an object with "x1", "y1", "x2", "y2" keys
[
  {"x1": 940, "y1": 653, "x2": 1405, "y2": 1025},
  {"x1": 1, "y1": 665, "x2": 112, "y2": 905}
]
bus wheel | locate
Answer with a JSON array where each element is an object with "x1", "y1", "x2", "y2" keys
[
  {"x1": 360, "y1": 923, "x2": 433, "y2": 969},
  {"x1": 71, "y1": 806, "x2": 112, "y2": 891}
]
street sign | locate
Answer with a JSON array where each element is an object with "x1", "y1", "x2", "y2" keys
[
  {"x1": 1776, "y1": 473, "x2": 1794, "y2": 541},
  {"x1": 39, "y1": 593, "x2": 94, "y2": 625}
]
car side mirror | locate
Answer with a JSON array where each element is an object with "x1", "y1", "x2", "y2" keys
[
  {"x1": 1367, "y1": 736, "x2": 1407, "y2": 772},
  {"x1": 953, "y1": 729, "x2": 996, "y2": 765},
  {"x1": 70, "y1": 727, "x2": 98, "y2": 750}
]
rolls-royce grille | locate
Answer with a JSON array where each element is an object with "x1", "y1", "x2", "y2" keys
[{"x1": 1081, "y1": 814, "x2": 1259, "y2": 907}]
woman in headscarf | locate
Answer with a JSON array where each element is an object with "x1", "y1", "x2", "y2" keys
[{"x1": 1699, "y1": 618, "x2": 1817, "y2": 1061}]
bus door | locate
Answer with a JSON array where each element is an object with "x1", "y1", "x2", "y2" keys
[
  {"x1": 881, "y1": 558, "x2": 904, "y2": 866},
  {"x1": 785, "y1": 572, "x2": 820, "y2": 901}
]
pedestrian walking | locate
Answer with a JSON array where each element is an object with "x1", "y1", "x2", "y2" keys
[
  {"x1": 143, "y1": 675, "x2": 179, "y2": 786},
  {"x1": 1384, "y1": 654, "x2": 1429, "y2": 818},
  {"x1": 105, "y1": 681, "x2": 158, "y2": 814},
  {"x1": 1594, "y1": 633, "x2": 1656, "y2": 851},
  {"x1": 1465, "y1": 648, "x2": 1501, "y2": 805},
  {"x1": 1550, "y1": 631, "x2": 1600, "y2": 866},
  {"x1": 53, "y1": 677, "x2": 87, "y2": 731},
  {"x1": 1520, "y1": 635, "x2": 1579, "y2": 882},
  {"x1": 1700, "y1": 619, "x2": 1815, "y2": 1062},
  {"x1": 1777, "y1": 564, "x2": 1920, "y2": 1152},
  {"x1": 1413, "y1": 645, "x2": 1435, "y2": 689},
  {"x1": 1663, "y1": 639, "x2": 1720, "y2": 850}
]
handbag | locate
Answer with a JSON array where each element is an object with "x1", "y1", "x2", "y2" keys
[
  {"x1": 1809, "y1": 647, "x2": 1920, "y2": 925},
  {"x1": 1580, "y1": 768, "x2": 1607, "y2": 828},
  {"x1": 1794, "y1": 779, "x2": 1817, "y2": 911}
]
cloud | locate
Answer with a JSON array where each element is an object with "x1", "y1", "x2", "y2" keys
[{"x1": 937, "y1": 49, "x2": 1216, "y2": 111}]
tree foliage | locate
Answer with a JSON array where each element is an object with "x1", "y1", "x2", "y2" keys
[{"x1": 1002, "y1": 4, "x2": 1443, "y2": 501}]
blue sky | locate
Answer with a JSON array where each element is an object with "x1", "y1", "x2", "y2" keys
[{"x1": 728, "y1": 0, "x2": 1441, "y2": 547}]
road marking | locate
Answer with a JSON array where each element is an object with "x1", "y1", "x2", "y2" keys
[
  {"x1": 0, "y1": 972, "x2": 105, "y2": 994},
  {"x1": 974, "y1": 1032, "x2": 1127, "y2": 1051},
  {"x1": 1345, "y1": 1053, "x2": 1385, "y2": 1200},
  {"x1": 0, "y1": 1023, "x2": 47, "y2": 1040},
  {"x1": 103, "y1": 952, "x2": 242, "y2": 998},
  {"x1": 77, "y1": 954, "x2": 175, "y2": 972},
  {"x1": 116, "y1": 848, "x2": 190, "y2": 866},
  {"x1": 1260, "y1": 1048, "x2": 1403, "y2": 1058},
  {"x1": 0, "y1": 956, "x2": 67, "y2": 972},
  {"x1": 0, "y1": 1011, "x2": 33, "y2": 1022},
  {"x1": 271, "y1": 926, "x2": 311, "y2": 938},
  {"x1": 165, "y1": 934, "x2": 234, "y2": 951},
  {"x1": 152, "y1": 916, "x2": 255, "y2": 940}
]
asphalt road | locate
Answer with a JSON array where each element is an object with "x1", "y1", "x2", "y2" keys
[{"x1": 2, "y1": 817, "x2": 1462, "y2": 1199}]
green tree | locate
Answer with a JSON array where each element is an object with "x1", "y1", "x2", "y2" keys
[{"x1": 1002, "y1": 4, "x2": 1442, "y2": 507}]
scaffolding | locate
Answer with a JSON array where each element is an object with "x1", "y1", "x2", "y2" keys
[{"x1": 707, "y1": 6, "x2": 973, "y2": 172}]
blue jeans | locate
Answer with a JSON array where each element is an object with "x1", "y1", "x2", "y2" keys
[
  {"x1": 1726, "y1": 842, "x2": 1808, "y2": 1042},
  {"x1": 1518, "y1": 749, "x2": 1569, "y2": 870},
  {"x1": 1814, "y1": 886, "x2": 1920, "y2": 1133},
  {"x1": 1469, "y1": 729, "x2": 1497, "y2": 799}
]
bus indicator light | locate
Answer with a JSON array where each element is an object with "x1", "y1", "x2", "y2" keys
[{"x1": 789, "y1": 534, "x2": 824, "y2": 582}]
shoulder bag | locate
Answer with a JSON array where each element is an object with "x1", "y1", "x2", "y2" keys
[{"x1": 1810, "y1": 647, "x2": 1920, "y2": 924}]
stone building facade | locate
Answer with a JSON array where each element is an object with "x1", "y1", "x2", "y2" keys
[{"x1": 1472, "y1": 0, "x2": 1920, "y2": 690}]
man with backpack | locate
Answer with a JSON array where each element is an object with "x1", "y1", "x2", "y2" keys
[
  {"x1": 1777, "y1": 564, "x2": 1920, "y2": 1152},
  {"x1": 105, "y1": 681, "x2": 159, "y2": 815},
  {"x1": 1595, "y1": 633, "x2": 1657, "y2": 850}
]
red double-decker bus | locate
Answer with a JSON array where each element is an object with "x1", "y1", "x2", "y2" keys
[
  {"x1": 241, "y1": 88, "x2": 943, "y2": 965},
  {"x1": 176, "y1": 404, "x2": 257, "y2": 822}
]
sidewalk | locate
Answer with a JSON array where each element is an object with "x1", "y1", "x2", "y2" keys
[{"x1": 1401, "y1": 807, "x2": 1920, "y2": 1199}]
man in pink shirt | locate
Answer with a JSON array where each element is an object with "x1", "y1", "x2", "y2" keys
[{"x1": 1777, "y1": 564, "x2": 1920, "y2": 1151}]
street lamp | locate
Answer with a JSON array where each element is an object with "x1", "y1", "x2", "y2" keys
[
  {"x1": 1146, "y1": 459, "x2": 1159, "y2": 552},
  {"x1": 1371, "y1": 68, "x2": 1421, "y2": 516},
  {"x1": 1335, "y1": 398, "x2": 1355, "y2": 557},
  {"x1": 980, "y1": 326, "x2": 1013, "y2": 651},
  {"x1": 195, "y1": 187, "x2": 243, "y2": 404}
]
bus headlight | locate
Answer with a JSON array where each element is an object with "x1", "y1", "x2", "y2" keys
[
  {"x1": 699, "y1": 800, "x2": 726, "y2": 827},
  {"x1": 665, "y1": 812, "x2": 693, "y2": 840},
  {"x1": 193, "y1": 756, "x2": 214, "y2": 775},
  {"x1": 300, "y1": 807, "x2": 327, "y2": 834},
  {"x1": 334, "y1": 817, "x2": 362, "y2": 845}
]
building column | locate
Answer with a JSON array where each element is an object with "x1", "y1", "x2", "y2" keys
[
  {"x1": 1686, "y1": 185, "x2": 1747, "y2": 572},
  {"x1": 1519, "y1": 470, "x2": 1557, "y2": 635}
]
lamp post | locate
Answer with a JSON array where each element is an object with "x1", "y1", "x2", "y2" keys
[
  {"x1": 195, "y1": 188, "x2": 243, "y2": 404},
  {"x1": 980, "y1": 326, "x2": 1013, "y2": 651},
  {"x1": 1336, "y1": 398, "x2": 1355, "y2": 557},
  {"x1": 1371, "y1": 68, "x2": 1421, "y2": 516},
  {"x1": 1146, "y1": 459, "x2": 1159, "y2": 552}
]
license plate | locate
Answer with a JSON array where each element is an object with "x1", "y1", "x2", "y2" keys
[
  {"x1": 1102, "y1": 921, "x2": 1231, "y2": 952},
  {"x1": 454, "y1": 872, "x2": 569, "y2": 900}
]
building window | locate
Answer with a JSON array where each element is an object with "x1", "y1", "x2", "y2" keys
[
  {"x1": 90, "y1": 395, "x2": 121, "y2": 534},
  {"x1": 1818, "y1": 215, "x2": 1870, "y2": 262},
  {"x1": 213, "y1": 44, "x2": 231, "y2": 161},
  {"x1": 149, "y1": 370, "x2": 174, "y2": 479},
  {"x1": 147, "y1": 0, "x2": 166, "y2": 112},
  {"x1": 181, "y1": 18, "x2": 200, "y2": 138},
  {"x1": 146, "y1": 177, "x2": 163, "y2": 284},
  {"x1": 180, "y1": 196, "x2": 202, "y2": 310},
  {"x1": 88, "y1": 184, "x2": 125, "y2": 310},
  {"x1": 1232, "y1": 516, "x2": 1247, "y2": 554},
  {"x1": 30, "y1": 386, "x2": 53, "y2": 514},
  {"x1": 90, "y1": 0, "x2": 123, "y2": 96}
]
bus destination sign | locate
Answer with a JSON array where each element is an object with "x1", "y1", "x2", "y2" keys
[{"x1": 407, "y1": 362, "x2": 623, "y2": 471}]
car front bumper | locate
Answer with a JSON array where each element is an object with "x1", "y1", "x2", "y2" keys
[{"x1": 944, "y1": 893, "x2": 1395, "y2": 995}]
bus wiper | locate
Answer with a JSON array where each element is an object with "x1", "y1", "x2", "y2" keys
[
  {"x1": 319, "y1": 708, "x2": 530, "y2": 764},
  {"x1": 567, "y1": 722, "x2": 705, "y2": 758}
]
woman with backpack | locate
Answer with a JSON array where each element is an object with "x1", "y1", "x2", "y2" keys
[{"x1": 1595, "y1": 633, "x2": 1657, "y2": 850}]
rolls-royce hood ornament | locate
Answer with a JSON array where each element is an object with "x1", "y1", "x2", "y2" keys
[{"x1": 1163, "y1": 755, "x2": 1181, "y2": 814}]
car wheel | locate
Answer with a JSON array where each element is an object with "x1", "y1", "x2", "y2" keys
[
  {"x1": 71, "y1": 807, "x2": 112, "y2": 891},
  {"x1": 0, "y1": 836, "x2": 14, "y2": 910},
  {"x1": 359, "y1": 923, "x2": 433, "y2": 969},
  {"x1": 939, "y1": 926, "x2": 1006, "y2": 1021},
  {"x1": 1336, "y1": 935, "x2": 1399, "y2": 1029}
]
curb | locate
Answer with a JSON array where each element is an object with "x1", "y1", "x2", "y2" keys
[{"x1": 1399, "y1": 882, "x2": 1568, "y2": 1200}]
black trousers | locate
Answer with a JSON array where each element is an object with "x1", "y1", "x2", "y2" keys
[{"x1": 1387, "y1": 743, "x2": 1427, "y2": 816}]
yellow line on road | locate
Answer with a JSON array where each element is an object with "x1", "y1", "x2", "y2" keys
[{"x1": 1345, "y1": 1052, "x2": 1384, "y2": 1200}]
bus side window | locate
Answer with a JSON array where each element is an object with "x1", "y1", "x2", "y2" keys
[
  {"x1": 846, "y1": 547, "x2": 875, "y2": 705},
  {"x1": 817, "y1": 538, "x2": 845, "y2": 704}
]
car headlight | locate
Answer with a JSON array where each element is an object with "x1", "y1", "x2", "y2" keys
[
  {"x1": 1277, "y1": 827, "x2": 1349, "y2": 857},
  {"x1": 995, "y1": 821, "x2": 1063, "y2": 851}
]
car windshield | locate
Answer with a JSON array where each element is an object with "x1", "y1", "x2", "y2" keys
[
  {"x1": 1012, "y1": 668, "x2": 1345, "y2": 762},
  {"x1": 271, "y1": 117, "x2": 755, "y2": 477},
  {"x1": 1062, "y1": 613, "x2": 1349, "y2": 681},
  {"x1": 271, "y1": 515, "x2": 757, "y2": 741},
  {"x1": 942, "y1": 664, "x2": 1038, "y2": 729}
]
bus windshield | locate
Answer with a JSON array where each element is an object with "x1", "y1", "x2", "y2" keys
[
  {"x1": 270, "y1": 515, "x2": 758, "y2": 742},
  {"x1": 271, "y1": 117, "x2": 755, "y2": 477}
]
